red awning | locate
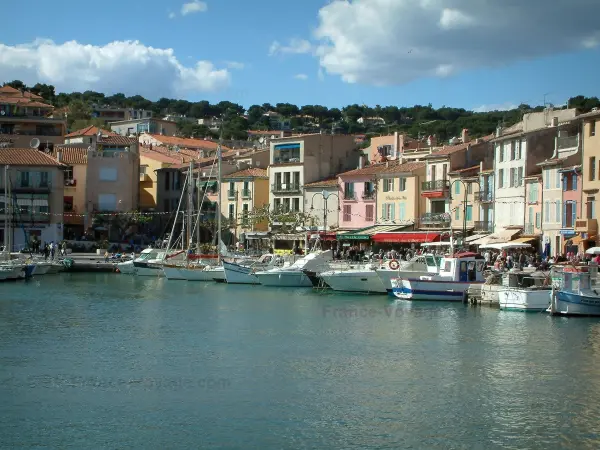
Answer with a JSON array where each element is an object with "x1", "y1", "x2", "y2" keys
[{"x1": 372, "y1": 232, "x2": 442, "y2": 243}]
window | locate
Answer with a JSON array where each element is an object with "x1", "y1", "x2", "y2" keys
[
  {"x1": 535, "y1": 212, "x2": 541, "y2": 229},
  {"x1": 275, "y1": 173, "x2": 282, "y2": 188},
  {"x1": 498, "y1": 144, "x2": 504, "y2": 162},
  {"x1": 64, "y1": 167, "x2": 74, "y2": 182},
  {"x1": 442, "y1": 164, "x2": 447, "y2": 181},
  {"x1": 283, "y1": 198, "x2": 290, "y2": 212},
  {"x1": 344, "y1": 182, "x2": 355, "y2": 199},
  {"x1": 454, "y1": 182, "x2": 460, "y2": 195},
  {"x1": 229, "y1": 181, "x2": 235, "y2": 192},
  {"x1": 343, "y1": 205, "x2": 351, "y2": 222},
  {"x1": 573, "y1": 174, "x2": 578, "y2": 191},
  {"x1": 467, "y1": 183, "x2": 473, "y2": 194},
  {"x1": 274, "y1": 198, "x2": 281, "y2": 212},
  {"x1": 510, "y1": 168, "x2": 516, "y2": 187},
  {"x1": 555, "y1": 169, "x2": 561, "y2": 189},
  {"x1": 98, "y1": 193, "x2": 117, "y2": 211},
  {"x1": 140, "y1": 165, "x2": 148, "y2": 176},
  {"x1": 544, "y1": 201, "x2": 550, "y2": 222},
  {"x1": 510, "y1": 142, "x2": 516, "y2": 160},
  {"x1": 20, "y1": 171, "x2": 30, "y2": 188},
  {"x1": 517, "y1": 167, "x2": 523, "y2": 186},
  {"x1": 38, "y1": 171, "x2": 49, "y2": 188},
  {"x1": 555, "y1": 200, "x2": 561, "y2": 223},
  {"x1": 364, "y1": 181, "x2": 374, "y2": 198},
  {"x1": 293, "y1": 172, "x2": 300, "y2": 188},
  {"x1": 588, "y1": 198, "x2": 596, "y2": 219},
  {"x1": 515, "y1": 141, "x2": 521, "y2": 160},
  {"x1": 164, "y1": 172, "x2": 170, "y2": 191},
  {"x1": 590, "y1": 157, "x2": 596, "y2": 181},
  {"x1": 466, "y1": 205, "x2": 473, "y2": 221},
  {"x1": 383, "y1": 178, "x2": 394, "y2": 192},
  {"x1": 454, "y1": 208, "x2": 460, "y2": 220},
  {"x1": 292, "y1": 198, "x2": 300, "y2": 212},
  {"x1": 591, "y1": 120, "x2": 596, "y2": 137},
  {"x1": 365, "y1": 205, "x2": 374, "y2": 222},
  {"x1": 399, "y1": 178, "x2": 406, "y2": 192},
  {"x1": 228, "y1": 204, "x2": 235, "y2": 220},
  {"x1": 498, "y1": 169, "x2": 504, "y2": 188},
  {"x1": 528, "y1": 183, "x2": 538, "y2": 203},
  {"x1": 99, "y1": 168, "x2": 117, "y2": 181},
  {"x1": 544, "y1": 168, "x2": 550, "y2": 188},
  {"x1": 382, "y1": 203, "x2": 395, "y2": 220},
  {"x1": 243, "y1": 181, "x2": 249, "y2": 192},
  {"x1": 398, "y1": 203, "x2": 406, "y2": 220}
]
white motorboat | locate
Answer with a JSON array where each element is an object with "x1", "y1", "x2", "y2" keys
[
  {"x1": 376, "y1": 255, "x2": 440, "y2": 294},
  {"x1": 117, "y1": 248, "x2": 159, "y2": 274},
  {"x1": 319, "y1": 262, "x2": 387, "y2": 294},
  {"x1": 392, "y1": 252, "x2": 486, "y2": 301},
  {"x1": 498, "y1": 271, "x2": 551, "y2": 311},
  {"x1": 255, "y1": 250, "x2": 333, "y2": 287},
  {"x1": 223, "y1": 254, "x2": 283, "y2": 285}
]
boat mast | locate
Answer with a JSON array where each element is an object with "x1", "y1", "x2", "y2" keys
[
  {"x1": 196, "y1": 166, "x2": 200, "y2": 252},
  {"x1": 3, "y1": 165, "x2": 7, "y2": 254},
  {"x1": 186, "y1": 160, "x2": 193, "y2": 251},
  {"x1": 217, "y1": 139, "x2": 222, "y2": 264}
]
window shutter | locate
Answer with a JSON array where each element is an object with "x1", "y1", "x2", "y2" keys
[
  {"x1": 390, "y1": 204, "x2": 395, "y2": 221},
  {"x1": 573, "y1": 174, "x2": 578, "y2": 191}
]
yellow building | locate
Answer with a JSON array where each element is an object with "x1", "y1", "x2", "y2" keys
[
  {"x1": 221, "y1": 168, "x2": 269, "y2": 242},
  {"x1": 376, "y1": 162, "x2": 426, "y2": 225},
  {"x1": 580, "y1": 110, "x2": 600, "y2": 242}
]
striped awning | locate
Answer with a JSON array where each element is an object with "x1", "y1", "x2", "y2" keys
[{"x1": 337, "y1": 224, "x2": 411, "y2": 240}]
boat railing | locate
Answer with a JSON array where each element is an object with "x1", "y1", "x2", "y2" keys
[{"x1": 550, "y1": 264, "x2": 599, "y2": 291}]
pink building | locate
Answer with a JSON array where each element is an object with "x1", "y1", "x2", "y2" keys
[
  {"x1": 560, "y1": 166, "x2": 583, "y2": 253},
  {"x1": 337, "y1": 165, "x2": 379, "y2": 230}
]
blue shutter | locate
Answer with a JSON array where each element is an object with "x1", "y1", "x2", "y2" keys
[
  {"x1": 562, "y1": 201, "x2": 567, "y2": 227},
  {"x1": 562, "y1": 174, "x2": 567, "y2": 191},
  {"x1": 572, "y1": 202, "x2": 577, "y2": 227}
]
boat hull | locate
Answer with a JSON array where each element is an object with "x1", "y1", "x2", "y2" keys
[
  {"x1": 163, "y1": 266, "x2": 186, "y2": 280},
  {"x1": 320, "y1": 270, "x2": 386, "y2": 294},
  {"x1": 392, "y1": 278, "x2": 481, "y2": 301},
  {"x1": 132, "y1": 262, "x2": 164, "y2": 277},
  {"x1": 498, "y1": 288, "x2": 550, "y2": 312},
  {"x1": 552, "y1": 291, "x2": 600, "y2": 316},
  {"x1": 116, "y1": 261, "x2": 135, "y2": 274},
  {"x1": 223, "y1": 261, "x2": 259, "y2": 285},
  {"x1": 377, "y1": 269, "x2": 434, "y2": 295},
  {"x1": 205, "y1": 267, "x2": 226, "y2": 282},
  {"x1": 256, "y1": 271, "x2": 313, "y2": 287}
]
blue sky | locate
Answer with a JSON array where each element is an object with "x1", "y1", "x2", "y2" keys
[{"x1": 1, "y1": 0, "x2": 599, "y2": 111}]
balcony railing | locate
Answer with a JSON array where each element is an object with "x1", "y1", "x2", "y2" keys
[
  {"x1": 575, "y1": 218, "x2": 598, "y2": 234},
  {"x1": 477, "y1": 191, "x2": 493, "y2": 202},
  {"x1": 362, "y1": 191, "x2": 376, "y2": 200},
  {"x1": 474, "y1": 221, "x2": 493, "y2": 233},
  {"x1": 422, "y1": 180, "x2": 450, "y2": 191},
  {"x1": 13, "y1": 181, "x2": 51, "y2": 191},
  {"x1": 227, "y1": 189, "x2": 236, "y2": 200},
  {"x1": 65, "y1": 179, "x2": 77, "y2": 187},
  {"x1": 344, "y1": 191, "x2": 356, "y2": 200},
  {"x1": 271, "y1": 183, "x2": 301, "y2": 194},
  {"x1": 420, "y1": 212, "x2": 451, "y2": 226},
  {"x1": 241, "y1": 189, "x2": 251, "y2": 199}
]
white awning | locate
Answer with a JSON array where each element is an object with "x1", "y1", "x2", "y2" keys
[
  {"x1": 470, "y1": 228, "x2": 520, "y2": 246},
  {"x1": 16, "y1": 198, "x2": 32, "y2": 206},
  {"x1": 465, "y1": 233, "x2": 489, "y2": 243}
]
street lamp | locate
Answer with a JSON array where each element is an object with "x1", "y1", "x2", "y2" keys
[{"x1": 310, "y1": 190, "x2": 340, "y2": 234}]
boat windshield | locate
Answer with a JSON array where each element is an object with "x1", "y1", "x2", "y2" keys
[
  {"x1": 425, "y1": 255, "x2": 441, "y2": 268},
  {"x1": 137, "y1": 252, "x2": 156, "y2": 261}
]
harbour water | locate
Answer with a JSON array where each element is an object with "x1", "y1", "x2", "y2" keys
[{"x1": 2, "y1": 274, "x2": 600, "y2": 449}]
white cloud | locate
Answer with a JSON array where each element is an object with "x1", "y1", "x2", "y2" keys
[
  {"x1": 269, "y1": 38, "x2": 313, "y2": 56},
  {"x1": 473, "y1": 102, "x2": 518, "y2": 113},
  {"x1": 0, "y1": 39, "x2": 230, "y2": 98},
  {"x1": 317, "y1": 68, "x2": 325, "y2": 81},
  {"x1": 181, "y1": 0, "x2": 207, "y2": 16},
  {"x1": 294, "y1": 73, "x2": 308, "y2": 80},
  {"x1": 224, "y1": 61, "x2": 244, "y2": 70},
  {"x1": 311, "y1": 0, "x2": 600, "y2": 85}
]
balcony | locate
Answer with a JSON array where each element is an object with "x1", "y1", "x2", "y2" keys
[
  {"x1": 227, "y1": 189, "x2": 236, "y2": 200},
  {"x1": 344, "y1": 191, "x2": 356, "y2": 201},
  {"x1": 575, "y1": 218, "x2": 598, "y2": 235},
  {"x1": 362, "y1": 191, "x2": 376, "y2": 200},
  {"x1": 271, "y1": 183, "x2": 301, "y2": 194},
  {"x1": 474, "y1": 221, "x2": 494, "y2": 233},
  {"x1": 241, "y1": 189, "x2": 251, "y2": 199},
  {"x1": 12, "y1": 181, "x2": 51, "y2": 192},
  {"x1": 420, "y1": 212, "x2": 451, "y2": 227},
  {"x1": 557, "y1": 135, "x2": 579, "y2": 151},
  {"x1": 422, "y1": 180, "x2": 450, "y2": 191},
  {"x1": 477, "y1": 191, "x2": 493, "y2": 203},
  {"x1": 64, "y1": 179, "x2": 77, "y2": 187}
]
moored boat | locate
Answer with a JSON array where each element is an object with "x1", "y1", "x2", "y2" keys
[
  {"x1": 256, "y1": 250, "x2": 332, "y2": 287},
  {"x1": 548, "y1": 265, "x2": 600, "y2": 316},
  {"x1": 498, "y1": 270, "x2": 551, "y2": 312}
]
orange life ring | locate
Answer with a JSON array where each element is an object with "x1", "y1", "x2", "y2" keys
[{"x1": 389, "y1": 259, "x2": 400, "y2": 270}]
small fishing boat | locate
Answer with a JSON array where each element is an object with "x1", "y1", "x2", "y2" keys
[
  {"x1": 391, "y1": 252, "x2": 485, "y2": 301},
  {"x1": 498, "y1": 270, "x2": 551, "y2": 312},
  {"x1": 548, "y1": 265, "x2": 600, "y2": 316},
  {"x1": 376, "y1": 255, "x2": 441, "y2": 294}
]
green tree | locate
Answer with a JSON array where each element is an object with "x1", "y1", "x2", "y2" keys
[
  {"x1": 66, "y1": 100, "x2": 92, "y2": 128},
  {"x1": 3, "y1": 80, "x2": 27, "y2": 89}
]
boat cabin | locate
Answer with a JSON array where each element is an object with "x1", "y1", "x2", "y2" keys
[
  {"x1": 502, "y1": 271, "x2": 548, "y2": 289},
  {"x1": 400, "y1": 254, "x2": 441, "y2": 273},
  {"x1": 438, "y1": 252, "x2": 486, "y2": 282}
]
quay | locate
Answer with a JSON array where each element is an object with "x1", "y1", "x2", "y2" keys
[{"x1": 66, "y1": 253, "x2": 120, "y2": 272}]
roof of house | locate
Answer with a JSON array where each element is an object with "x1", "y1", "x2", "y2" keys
[
  {"x1": 248, "y1": 130, "x2": 283, "y2": 136},
  {"x1": 142, "y1": 134, "x2": 231, "y2": 152},
  {"x1": 223, "y1": 168, "x2": 268, "y2": 179},
  {"x1": 339, "y1": 161, "x2": 425, "y2": 177},
  {"x1": 448, "y1": 165, "x2": 480, "y2": 176},
  {"x1": 0, "y1": 85, "x2": 43, "y2": 100},
  {"x1": 303, "y1": 178, "x2": 339, "y2": 188},
  {"x1": 0, "y1": 148, "x2": 65, "y2": 167},
  {"x1": 52, "y1": 147, "x2": 88, "y2": 165},
  {"x1": 99, "y1": 135, "x2": 138, "y2": 146},
  {"x1": 65, "y1": 125, "x2": 117, "y2": 138},
  {"x1": 427, "y1": 135, "x2": 494, "y2": 158}
]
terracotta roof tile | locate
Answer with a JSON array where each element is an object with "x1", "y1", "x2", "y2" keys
[
  {"x1": 143, "y1": 134, "x2": 231, "y2": 151},
  {"x1": 99, "y1": 136, "x2": 137, "y2": 146},
  {"x1": 223, "y1": 168, "x2": 268, "y2": 179},
  {"x1": 303, "y1": 178, "x2": 339, "y2": 187},
  {"x1": 427, "y1": 135, "x2": 493, "y2": 157},
  {"x1": 52, "y1": 147, "x2": 88, "y2": 165},
  {"x1": 248, "y1": 130, "x2": 283, "y2": 136},
  {"x1": 448, "y1": 165, "x2": 480, "y2": 175},
  {"x1": 339, "y1": 161, "x2": 425, "y2": 177},
  {"x1": 66, "y1": 125, "x2": 117, "y2": 138},
  {"x1": 0, "y1": 148, "x2": 65, "y2": 167}
]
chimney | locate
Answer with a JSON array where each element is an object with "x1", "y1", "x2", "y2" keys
[
  {"x1": 358, "y1": 156, "x2": 364, "y2": 169},
  {"x1": 461, "y1": 128, "x2": 470, "y2": 143},
  {"x1": 56, "y1": 151, "x2": 62, "y2": 162},
  {"x1": 495, "y1": 126, "x2": 503, "y2": 138},
  {"x1": 551, "y1": 117, "x2": 559, "y2": 127}
]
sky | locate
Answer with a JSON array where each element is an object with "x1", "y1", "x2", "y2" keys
[{"x1": 1, "y1": 0, "x2": 599, "y2": 111}]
